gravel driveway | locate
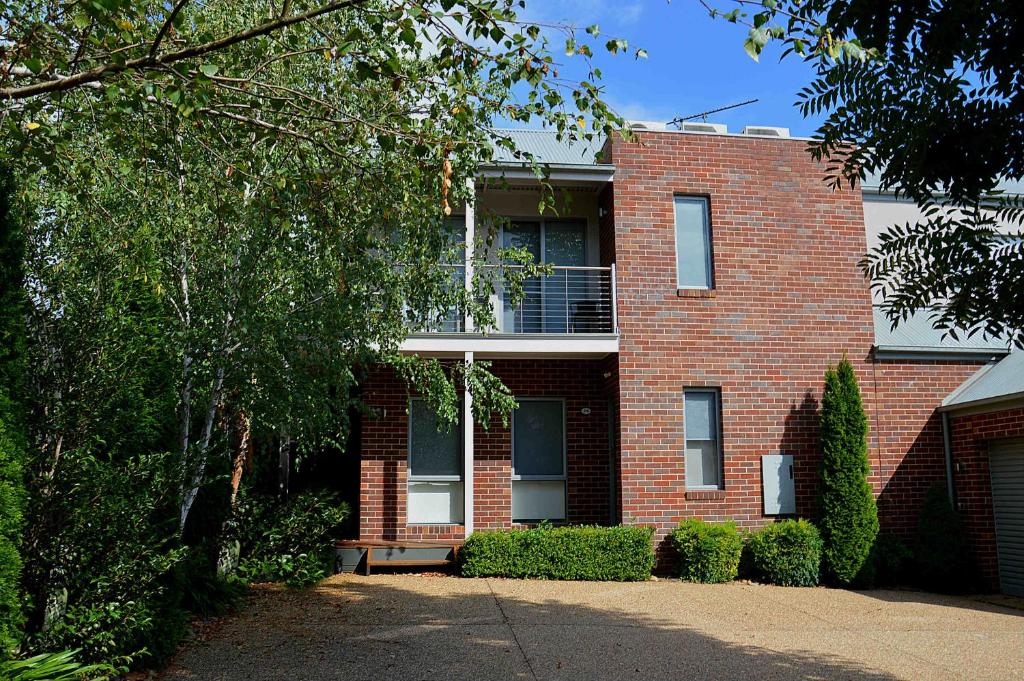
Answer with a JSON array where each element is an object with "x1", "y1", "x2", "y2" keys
[{"x1": 161, "y1": 574, "x2": 1024, "y2": 681}]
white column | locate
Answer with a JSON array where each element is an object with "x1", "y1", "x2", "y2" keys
[
  {"x1": 464, "y1": 177, "x2": 475, "y2": 333},
  {"x1": 463, "y1": 350, "x2": 475, "y2": 537}
]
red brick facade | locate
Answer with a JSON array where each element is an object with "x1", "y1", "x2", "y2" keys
[
  {"x1": 948, "y1": 407, "x2": 1024, "y2": 588},
  {"x1": 359, "y1": 359, "x2": 615, "y2": 541},
  {"x1": 867, "y1": 359, "x2": 987, "y2": 535},
  {"x1": 355, "y1": 129, "x2": 1018, "y2": 587},
  {"x1": 607, "y1": 131, "x2": 877, "y2": 554}
]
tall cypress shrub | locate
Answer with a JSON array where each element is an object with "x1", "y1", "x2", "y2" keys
[
  {"x1": 0, "y1": 166, "x2": 26, "y2": 658},
  {"x1": 818, "y1": 357, "x2": 879, "y2": 586}
]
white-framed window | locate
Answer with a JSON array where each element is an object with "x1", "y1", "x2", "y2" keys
[
  {"x1": 511, "y1": 398, "x2": 567, "y2": 522},
  {"x1": 407, "y1": 398, "x2": 464, "y2": 524},
  {"x1": 674, "y1": 196, "x2": 714, "y2": 289},
  {"x1": 684, "y1": 389, "x2": 722, "y2": 489}
]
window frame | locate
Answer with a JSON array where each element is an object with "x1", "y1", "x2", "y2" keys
[
  {"x1": 407, "y1": 397, "x2": 463, "y2": 483},
  {"x1": 510, "y1": 397, "x2": 568, "y2": 482},
  {"x1": 511, "y1": 397, "x2": 568, "y2": 523},
  {"x1": 673, "y1": 195, "x2": 715, "y2": 290},
  {"x1": 683, "y1": 388, "x2": 724, "y2": 490}
]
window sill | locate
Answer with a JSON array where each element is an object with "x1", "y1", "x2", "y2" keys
[
  {"x1": 685, "y1": 489, "x2": 726, "y2": 501},
  {"x1": 677, "y1": 288, "x2": 716, "y2": 299}
]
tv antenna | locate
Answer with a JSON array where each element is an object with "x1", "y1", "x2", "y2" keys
[{"x1": 669, "y1": 98, "x2": 759, "y2": 127}]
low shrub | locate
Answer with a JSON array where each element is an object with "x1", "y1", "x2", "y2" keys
[
  {"x1": 915, "y1": 485, "x2": 973, "y2": 593},
  {"x1": 746, "y1": 519, "x2": 823, "y2": 587},
  {"x1": 235, "y1": 490, "x2": 350, "y2": 587},
  {"x1": 671, "y1": 519, "x2": 743, "y2": 583},
  {"x1": 866, "y1": 534, "x2": 913, "y2": 587},
  {"x1": 460, "y1": 525, "x2": 655, "y2": 581}
]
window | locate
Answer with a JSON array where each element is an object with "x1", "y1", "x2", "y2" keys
[
  {"x1": 674, "y1": 196, "x2": 713, "y2": 289},
  {"x1": 684, "y1": 390, "x2": 722, "y2": 489},
  {"x1": 407, "y1": 399, "x2": 464, "y2": 524},
  {"x1": 511, "y1": 399, "x2": 566, "y2": 521}
]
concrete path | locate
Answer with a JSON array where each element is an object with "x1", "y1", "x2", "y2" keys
[{"x1": 161, "y1": 574, "x2": 1024, "y2": 680}]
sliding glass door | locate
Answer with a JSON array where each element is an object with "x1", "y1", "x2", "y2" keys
[{"x1": 501, "y1": 219, "x2": 586, "y2": 333}]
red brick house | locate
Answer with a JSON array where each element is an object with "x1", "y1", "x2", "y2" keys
[{"x1": 354, "y1": 125, "x2": 1022, "y2": 593}]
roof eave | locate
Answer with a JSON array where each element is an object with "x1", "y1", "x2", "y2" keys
[
  {"x1": 938, "y1": 391, "x2": 1024, "y2": 414},
  {"x1": 478, "y1": 162, "x2": 614, "y2": 184}
]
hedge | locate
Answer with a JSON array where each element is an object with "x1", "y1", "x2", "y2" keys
[
  {"x1": 671, "y1": 519, "x2": 743, "y2": 583},
  {"x1": 747, "y1": 519, "x2": 823, "y2": 587},
  {"x1": 460, "y1": 525, "x2": 655, "y2": 581}
]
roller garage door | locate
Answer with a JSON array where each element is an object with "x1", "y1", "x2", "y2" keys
[{"x1": 989, "y1": 439, "x2": 1024, "y2": 596}]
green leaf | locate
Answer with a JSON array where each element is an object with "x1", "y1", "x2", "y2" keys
[
  {"x1": 22, "y1": 58, "x2": 44, "y2": 74},
  {"x1": 200, "y1": 64, "x2": 219, "y2": 77}
]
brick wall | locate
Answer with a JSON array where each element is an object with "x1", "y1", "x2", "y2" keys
[
  {"x1": 949, "y1": 406, "x2": 1024, "y2": 588},
  {"x1": 359, "y1": 359, "x2": 614, "y2": 541},
  {"x1": 868, "y1": 359, "x2": 986, "y2": 536},
  {"x1": 608, "y1": 131, "x2": 877, "y2": 557}
]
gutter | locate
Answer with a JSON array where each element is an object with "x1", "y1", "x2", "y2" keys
[{"x1": 872, "y1": 345, "x2": 1009, "y2": 362}]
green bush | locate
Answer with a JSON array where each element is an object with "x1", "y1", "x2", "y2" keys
[
  {"x1": 818, "y1": 358, "x2": 879, "y2": 587},
  {"x1": 671, "y1": 519, "x2": 743, "y2": 583},
  {"x1": 867, "y1": 534, "x2": 913, "y2": 587},
  {"x1": 235, "y1": 490, "x2": 350, "y2": 587},
  {"x1": 460, "y1": 525, "x2": 655, "y2": 581},
  {"x1": 23, "y1": 451, "x2": 189, "y2": 669},
  {"x1": 0, "y1": 166, "x2": 26, "y2": 661},
  {"x1": 0, "y1": 414, "x2": 24, "y2": 661},
  {"x1": 747, "y1": 520, "x2": 823, "y2": 587},
  {"x1": 915, "y1": 485, "x2": 973, "y2": 593}
]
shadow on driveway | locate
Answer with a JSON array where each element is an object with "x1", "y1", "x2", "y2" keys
[{"x1": 160, "y1": 575, "x2": 1022, "y2": 681}]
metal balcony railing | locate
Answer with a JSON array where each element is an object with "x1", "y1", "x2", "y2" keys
[
  {"x1": 493, "y1": 265, "x2": 616, "y2": 334},
  {"x1": 406, "y1": 264, "x2": 618, "y2": 336}
]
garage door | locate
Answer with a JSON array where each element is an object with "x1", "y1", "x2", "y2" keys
[{"x1": 989, "y1": 439, "x2": 1024, "y2": 597}]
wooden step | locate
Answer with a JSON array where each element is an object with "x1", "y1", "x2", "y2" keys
[{"x1": 335, "y1": 539, "x2": 463, "y2": 575}]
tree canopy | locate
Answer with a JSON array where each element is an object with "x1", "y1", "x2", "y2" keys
[{"x1": 706, "y1": 0, "x2": 1024, "y2": 347}]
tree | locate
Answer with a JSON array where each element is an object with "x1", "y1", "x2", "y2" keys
[
  {"x1": 702, "y1": 0, "x2": 1024, "y2": 347},
  {"x1": 818, "y1": 357, "x2": 878, "y2": 587},
  {"x1": 0, "y1": 165, "x2": 26, "y2": 659}
]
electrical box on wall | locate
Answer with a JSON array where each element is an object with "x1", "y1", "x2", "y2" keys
[{"x1": 762, "y1": 454, "x2": 795, "y2": 515}]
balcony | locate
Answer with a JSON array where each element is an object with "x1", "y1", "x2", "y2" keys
[{"x1": 401, "y1": 264, "x2": 619, "y2": 358}]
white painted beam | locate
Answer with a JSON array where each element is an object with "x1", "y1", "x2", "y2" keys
[{"x1": 463, "y1": 350, "x2": 474, "y2": 537}]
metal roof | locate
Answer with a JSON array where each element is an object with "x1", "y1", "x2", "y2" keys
[
  {"x1": 942, "y1": 351, "x2": 1024, "y2": 410},
  {"x1": 873, "y1": 307, "x2": 1013, "y2": 354},
  {"x1": 862, "y1": 168, "x2": 1024, "y2": 196},
  {"x1": 489, "y1": 129, "x2": 607, "y2": 167}
]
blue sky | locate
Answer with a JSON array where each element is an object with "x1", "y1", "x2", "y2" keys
[{"x1": 516, "y1": 0, "x2": 826, "y2": 136}]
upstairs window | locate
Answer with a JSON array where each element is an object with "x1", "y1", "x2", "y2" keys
[{"x1": 674, "y1": 196, "x2": 714, "y2": 289}]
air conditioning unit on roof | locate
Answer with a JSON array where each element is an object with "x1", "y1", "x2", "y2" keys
[
  {"x1": 741, "y1": 125, "x2": 790, "y2": 138},
  {"x1": 626, "y1": 120, "x2": 668, "y2": 131},
  {"x1": 678, "y1": 122, "x2": 727, "y2": 135}
]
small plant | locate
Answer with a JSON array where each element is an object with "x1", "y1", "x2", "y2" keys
[
  {"x1": 747, "y1": 519, "x2": 823, "y2": 587},
  {"x1": 818, "y1": 358, "x2": 879, "y2": 587},
  {"x1": 235, "y1": 490, "x2": 350, "y2": 588},
  {"x1": 460, "y1": 525, "x2": 655, "y2": 581},
  {"x1": 915, "y1": 485, "x2": 973, "y2": 593},
  {"x1": 671, "y1": 519, "x2": 743, "y2": 583},
  {"x1": 865, "y1": 534, "x2": 913, "y2": 588},
  {"x1": 0, "y1": 649, "x2": 115, "y2": 681}
]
